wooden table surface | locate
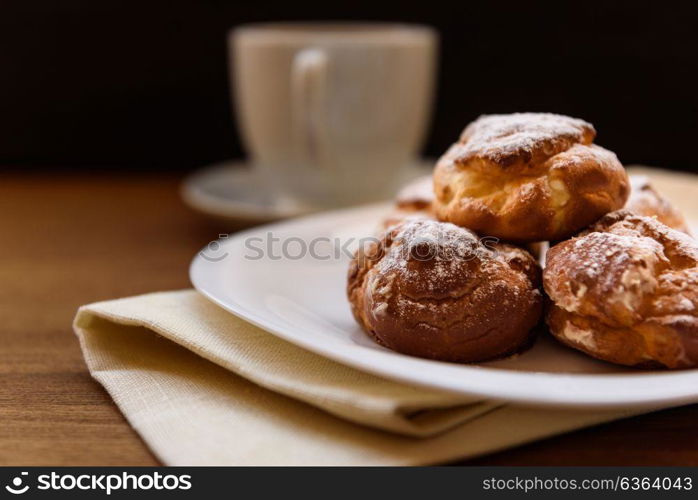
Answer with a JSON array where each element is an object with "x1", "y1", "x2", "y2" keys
[{"x1": 1, "y1": 171, "x2": 697, "y2": 466}]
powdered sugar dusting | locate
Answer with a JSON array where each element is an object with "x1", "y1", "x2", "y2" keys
[
  {"x1": 362, "y1": 219, "x2": 539, "y2": 323},
  {"x1": 379, "y1": 220, "x2": 488, "y2": 295},
  {"x1": 455, "y1": 112, "x2": 594, "y2": 166},
  {"x1": 552, "y1": 232, "x2": 664, "y2": 315},
  {"x1": 546, "y1": 212, "x2": 698, "y2": 327}
]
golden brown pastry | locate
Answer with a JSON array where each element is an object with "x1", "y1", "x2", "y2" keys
[
  {"x1": 433, "y1": 113, "x2": 630, "y2": 242},
  {"x1": 625, "y1": 175, "x2": 691, "y2": 235},
  {"x1": 379, "y1": 175, "x2": 436, "y2": 232},
  {"x1": 544, "y1": 210, "x2": 698, "y2": 369},
  {"x1": 395, "y1": 174, "x2": 435, "y2": 212},
  {"x1": 348, "y1": 219, "x2": 543, "y2": 362}
]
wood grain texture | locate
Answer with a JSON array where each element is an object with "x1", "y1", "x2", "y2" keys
[{"x1": 0, "y1": 172, "x2": 696, "y2": 466}]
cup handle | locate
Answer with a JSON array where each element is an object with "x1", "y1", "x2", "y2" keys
[{"x1": 291, "y1": 48, "x2": 328, "y2": 169}]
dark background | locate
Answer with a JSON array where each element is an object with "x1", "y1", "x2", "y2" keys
[{"x1": 2, "y1": 0, "x2": 697, "y2": 172}]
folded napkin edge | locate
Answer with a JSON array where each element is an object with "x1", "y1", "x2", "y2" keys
[{"x1": 72, "y1": 301, "x2": 498, "y2": 438}]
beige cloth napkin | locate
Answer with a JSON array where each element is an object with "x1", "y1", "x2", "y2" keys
[{"x1": 73, "y1": 290, "x2": 657, "y2": 466}]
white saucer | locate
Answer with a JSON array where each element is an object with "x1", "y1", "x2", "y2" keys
[{"x1": 181, "y1": 160, "x2": 433, "y2": 223}]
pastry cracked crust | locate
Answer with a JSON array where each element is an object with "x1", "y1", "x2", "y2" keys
[
  {"x1": 433, "y1": 113, "x2": 630, "y2": 242},
  {"x1": 625, "y1": 175, "x2": 692, "y2": 235},
  {"x1": 347, "y1": 219, "x2": 542, "y2": 363},
  {"x1": 544, "y1": 210, "x2": 698, "y2": 369}
]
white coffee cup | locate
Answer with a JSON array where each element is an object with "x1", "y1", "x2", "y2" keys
[{"x1": 229, "y1": 23, "x2": 437, "y2": 208}]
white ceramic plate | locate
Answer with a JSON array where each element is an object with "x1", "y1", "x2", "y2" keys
[{"x1": 190, "y1": 202, "x2": 698, "y2": 409}]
